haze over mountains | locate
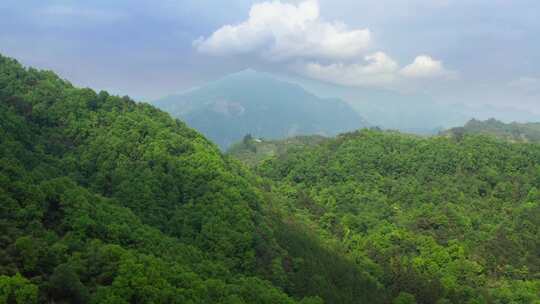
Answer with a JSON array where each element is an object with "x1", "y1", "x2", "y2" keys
[
  {"x1": 270, "y1": 74, "x2": 540, "y2": 135},
  {"x1": 444, "y1": 119, "x2": 540, "y2": 143},
  {"x1": 153, "y1": 70, "x2": 368, "y2": 149},
  {"x1": 347, "y1": 94, "x2": 540, "y2": 135},
  {"x1": 154, "y1": 70, "x2": 540, "y2": 144}
]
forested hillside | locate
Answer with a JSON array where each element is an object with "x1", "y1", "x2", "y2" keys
[
  {"x1": 226, "y1": 135, "x2": 327, "y2": 167},
  {"x1": 445, "y1": 118, "x2": 540, "y2": 143},
  {"x1": 253, "y1": 130, "x2": 540, "y2": 304},
  {"x1": 0, "y1": 55, "x2": 383, "y2": 303},
  {"x1": 2, "y1": 53, "x2": 539, "y2": 304}
]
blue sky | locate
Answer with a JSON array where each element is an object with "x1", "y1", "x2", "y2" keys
[{"x1": 1, "y1": 0, "x2": 539, "y2": 113}]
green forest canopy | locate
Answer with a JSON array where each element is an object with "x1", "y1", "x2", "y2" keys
[
  {"x1": 0, "y1": 54, "x2": 379, "y2": 304},
  {"x1": 1, "y1": 54, "x2": 539, "y2": 303},
  {"x1": 252, "y1": 130, "x2": 540, "y2": 303}
]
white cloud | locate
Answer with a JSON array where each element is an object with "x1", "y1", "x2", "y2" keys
[
  {"x1": 301, "y1": 52, "x2": 399, "y2": 86},
  {"x1": 194, "y1": 0, "x2": 458, "y2": 89},
  {"x1": 399, "y1": 55, "x2": 456, "y2": 79},
  {"x1": 301, "y1": 53, "x2": 456, "y2": 87},
  {"x1": 194, "y1": 0, "x2": 371, "y2": 61}
]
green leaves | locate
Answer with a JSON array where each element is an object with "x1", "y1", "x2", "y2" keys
[
  {"x1": 0, "y1": 273, "x2": 38, "y2": 304},
  {"x1": 252, "y1": 129, "x2": 540, "y2": 303},
  {"x1": 2, "y1": 52, "x2": 540, "y2": 304},
  {"x1": 0, "y1": 53, "x2": 310, "y2": 303}
]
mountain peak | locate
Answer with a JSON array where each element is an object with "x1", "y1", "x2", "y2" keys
[
  {"x1": 153, "y1": 71, "x2": 368, "y2": 149},
  {"x1": 223, "y1": 68, "x2": 279, "y2": 83}
]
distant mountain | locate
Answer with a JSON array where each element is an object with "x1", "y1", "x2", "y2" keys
[
  {"x1": 276, "y1": 76, "x2": 471, "y2": 134},
  {"x1": 344, "y1": 91, "x2": 468, "y2": 134},
  {"x1": 278, "y1": 75, "x2": 540, "y2": 135},
  {"x1": 153, "y1": 70, "x2": 368, "y2": 149},
  {"x1": 443, "y1": 118, "x2": 540, "y2": 142}
]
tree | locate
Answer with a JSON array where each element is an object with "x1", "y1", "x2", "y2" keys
[
  {"x1": 393, "y1": 292, "x2": 417, "y2": 304},
  {"x1": 48, "y1": 264, "x2": 90, "y2": 303},
  {"x1": 0, "y1": 273, "x2": 38, "y2": 304}
]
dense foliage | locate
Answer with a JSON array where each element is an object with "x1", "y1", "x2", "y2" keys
[
  {"x1": 0, "y1": 55, "x2": 381, "y2": 303},
  {"x1": 2, "y1": 53, "x2": 539, "y2": 304},
  {"x1": 252, "y1": 130, "x2": 540, "y2": 304},
  {"x1": 445, "y1": 118, "x2": 540, "y2": 143},
  {"x1": 227, "y1": 134, "x2": 327, "y2": 167}
]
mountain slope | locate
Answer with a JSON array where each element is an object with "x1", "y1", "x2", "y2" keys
[
  {"x1": 0, "y1": 55, "x2": 383, "y2": 303},
  {"x1": 288, "y1": 76, "x2": 540, "y2": 135},
  {"x1": 444, "y1": 118, "x2": 540, "y2": 142},
  {"x1": 251, "y1": 130, "x2": 540, "y2": 304},
  {"x1": 226, "y1": 135, "x2": 327, "y2": 167},
  {"x1": 154, "y1": 70, "x2": 368, "y2": 149},
  {"x1": 5, "y1": 53, "x2": 539, "y2": 304}
]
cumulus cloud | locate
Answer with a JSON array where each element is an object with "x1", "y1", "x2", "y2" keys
[
  {"x1": 301, "y1": 52, "x2": 399, "y2": 86},
  {"x1": 194, "y1": 0, "x2": 371, "y2": 61},
  {"x1": 400, "y1": 55, "x2": 456, "y2": 79},
  {"x1": 301, "y1": 53, "x2": 456, "y2": 87},
  {"x1": 194, "y1": 0, "x2": 457, "y2": 88}
]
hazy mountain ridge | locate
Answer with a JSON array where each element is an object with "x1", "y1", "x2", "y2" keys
[
  {"x1": 444, "y1": 118, "x2": 540, "y2": 143},
  {"x1": 280, "y1": 75, "x2": 540, "y2": 135},
  {"x1": 154, "y1": 70, "x2": 368, "y2": 149}
]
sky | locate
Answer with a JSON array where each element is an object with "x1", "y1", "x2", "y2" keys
[{"x1": 1, "y1": 0, "x2": 539, "y2": 113}]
